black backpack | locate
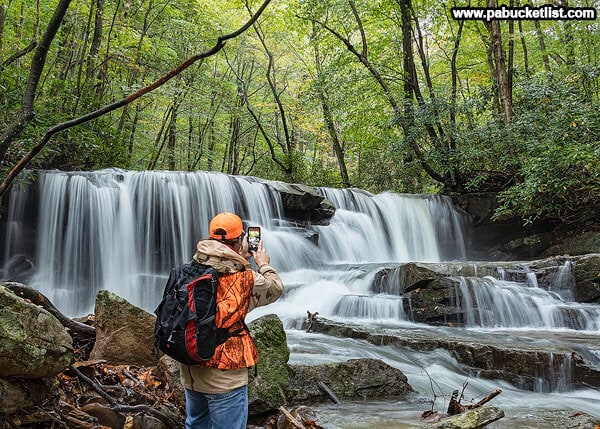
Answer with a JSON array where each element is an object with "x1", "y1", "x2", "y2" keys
[{"x1": 154, "y1": 260, "x2": 240, "y2": 365}]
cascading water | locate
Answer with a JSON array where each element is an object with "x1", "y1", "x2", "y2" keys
[
  {"x1": 2, "y1": 168, "x2": 600, "y2": 427},
  {"x1": 3, "y1": 169, "x2": 465, "y2": 316}
]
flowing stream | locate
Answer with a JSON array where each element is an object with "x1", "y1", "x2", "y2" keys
[{"x1": 2, "y1": 168, "x2": 600, "y2": 427}]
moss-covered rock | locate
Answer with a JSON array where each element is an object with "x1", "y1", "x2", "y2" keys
[
  {"x1": 0, "y1": 284, "x2": 73, "y2": 378},
  {"x1": 248, "y1": 314, "x2": 290, "y2": 415}
]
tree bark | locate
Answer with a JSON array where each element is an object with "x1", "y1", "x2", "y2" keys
[
  {"x1": 0, "y1": 2, "x2": 6, "y2": 57},
  {"x1": 518, "y1": 20, "x2": 530, "y2": 77},
  {"x1": 311, "y1": 25, "x2": 350, "y2": 187},
  {"x1": 484, "y1": 0, "x2": 512, "y2": 124},
  {"x1": 86, "y1": 0, "x2": 104, "y2": 79},
  {"x1": 534, "y1": 20, "x2": 551, "y2": 74}
]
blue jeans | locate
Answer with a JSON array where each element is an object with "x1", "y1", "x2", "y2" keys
[{"x1": 184, "y1": 385, "x2": 248, "y2": 429}]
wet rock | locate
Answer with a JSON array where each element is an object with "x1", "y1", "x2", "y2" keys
[
  {"x1": 570, "y1": 254, "x2": 600, "y2": 303},
  {"x1": 547, "y1": 230, "x2": 600, "y2": 256},
  {"x1": 4, "y1": 254, "x2": 34, "y2": 283},
  {"x1": 267, "y1": 180, "x2": 336, "y2": 225},
  {"x1": 370, "y1": 255, "x2": 600, "y2": 326},
  {"x1": 308, "y1": 317, "x2": 600, "y2": 391},
  {"x1": 287, "y1": 358, "x2": 413, "y2": 404}
]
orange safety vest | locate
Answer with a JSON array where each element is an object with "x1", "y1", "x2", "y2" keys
[{"x1": 201, "y1": 270, "x2": 258, "y2": 369}]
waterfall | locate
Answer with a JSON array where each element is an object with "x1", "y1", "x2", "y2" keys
[
  {"x1": 455, "y1": 276, "x2": 600, "y2": 330},
  {"x1": 2, "y1": 169, "x2": 465, "y2": 316}
]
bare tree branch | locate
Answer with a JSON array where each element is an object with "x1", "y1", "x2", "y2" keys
[
  {"x1": 0, "y1": 0, "x2": 273, "y2": 197},
  {"x1": 0, "y1": 39, "x2": 37, "y2": 70}
]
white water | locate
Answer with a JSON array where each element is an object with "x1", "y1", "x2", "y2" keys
[{"x1": 3, "y1": 168, "x2": 600, "y2": 426}]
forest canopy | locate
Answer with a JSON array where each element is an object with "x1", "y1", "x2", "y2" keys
[{"x1": 0, "y1": 0, "x2": 599, "y2": 225}]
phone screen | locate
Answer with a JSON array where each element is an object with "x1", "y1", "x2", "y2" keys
[{"x1": 248, "y1": 227, "x2": 261, "y2": 251}]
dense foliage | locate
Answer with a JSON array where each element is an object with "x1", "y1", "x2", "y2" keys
[{"x1": 0, "y1": 0, "x2": 599, "y2": 224}]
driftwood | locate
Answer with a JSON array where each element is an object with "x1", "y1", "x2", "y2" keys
[
  {"x1": 447, "y1": 386, "x2": 503, "y2": 416},
  {"x1": 306, "y1": 310, "x2": 319, "y2": 333},
  {"x1": 317, "y1": 381, "x2": 342, "y2": 404},
  {"x1": 278, "y1": 406, "x2": 307, "y2": 429},
  {"x1": 447, "y1": 389, "x2": 465, "y2": 415},
  {"x1": 466, "y1": 388, "x2": 503, "y2": 410},
  {"x1": 276, "y1": 406, "x2": 327, "y2": 429}
]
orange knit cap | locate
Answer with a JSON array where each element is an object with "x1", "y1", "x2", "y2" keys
[{"x1": 209, "y1": 212, "x2": 244, "y2": 240}]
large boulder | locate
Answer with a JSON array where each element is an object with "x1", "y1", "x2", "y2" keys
[
  {"x1": 0, "y1": 283, "x2": 73, "y2": 378},
  {"x1": 268, "y1": 180, "x2": 335, "y2": 225},
  {"x1": 546, "y1": 231, "x2": 600, "y2": 256},
  {"x1": 287, "y1": 358, "x2": 413, "y2": 404},
  {"x1": 248, "y1": 314, "x2": 290, "y2": 415},
  {"x1": 89, "y1": 290, "x2": 159, "y2": 366}
]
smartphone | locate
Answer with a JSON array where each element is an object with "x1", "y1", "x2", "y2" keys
[{"x1": 247, "y1": 227, "x2": 261, "y2": 252}]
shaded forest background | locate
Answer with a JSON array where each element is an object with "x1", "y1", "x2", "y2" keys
[{"x1": 0, "y1": 0, "x2": 599, "y2": 226}]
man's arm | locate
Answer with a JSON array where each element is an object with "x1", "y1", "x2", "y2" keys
[{"x1": 250, "y1": 264, "x2": 283, "y2": 310}]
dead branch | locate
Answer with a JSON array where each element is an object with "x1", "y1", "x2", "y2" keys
[
  {"x1": 466, "y1": 388, "x2": 503, "y2": 410},
  {"x1": 69, "y1": 365, "x2": 180, "y2": 428},
  {"x1": 0, "y1": 39, "x2": 38, "y2": 70},
  {"x1": 278, "y1": 406, "x2": 307, "y2": 429},
  {"x1": 122, "y1": 367, "x2": 144, "y2": 387},
  {"x1": 0, "y1": 0, "x2": 273, "y2": 197}
]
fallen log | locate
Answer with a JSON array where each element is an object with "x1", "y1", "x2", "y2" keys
[{"x1": 427, "y1": 406, "x2": 505, "y2": 429}]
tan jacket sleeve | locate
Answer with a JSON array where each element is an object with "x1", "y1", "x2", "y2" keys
[{"x1": 249, "y1": 264, "x2": 283, "y2": 311}]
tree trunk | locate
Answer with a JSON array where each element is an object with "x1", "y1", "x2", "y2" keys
[
  {"x1": 86, "y1": 0, "x2": 104, "y2": 79},
  {"x1": 534, "y1": 20, "x2": 551, "y2": 74},
  {"x1": 312, "y1": 26, "x2": 351, "y2": 188},
  {"x1": 485, "y1": 0, "x2": 512, "y2": 124},
  {"x1": 558, "y1": 0, "x2": 575, "y2": 67},
  {"x1": 507, "y1": 0, "x2": 514, "y2": 93},
  {"x1": 251, "y1": 14, "x2": 294, "y2": 178},
  {"x1": 0, "y1": 2, "x2": 6, "y2": 57},
  {"x1": 518, "y1": 20, "x2": 530, "y2": 77},
  {"x1": 168, "y1": 100, "x2": 177, "y2": 170}
]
